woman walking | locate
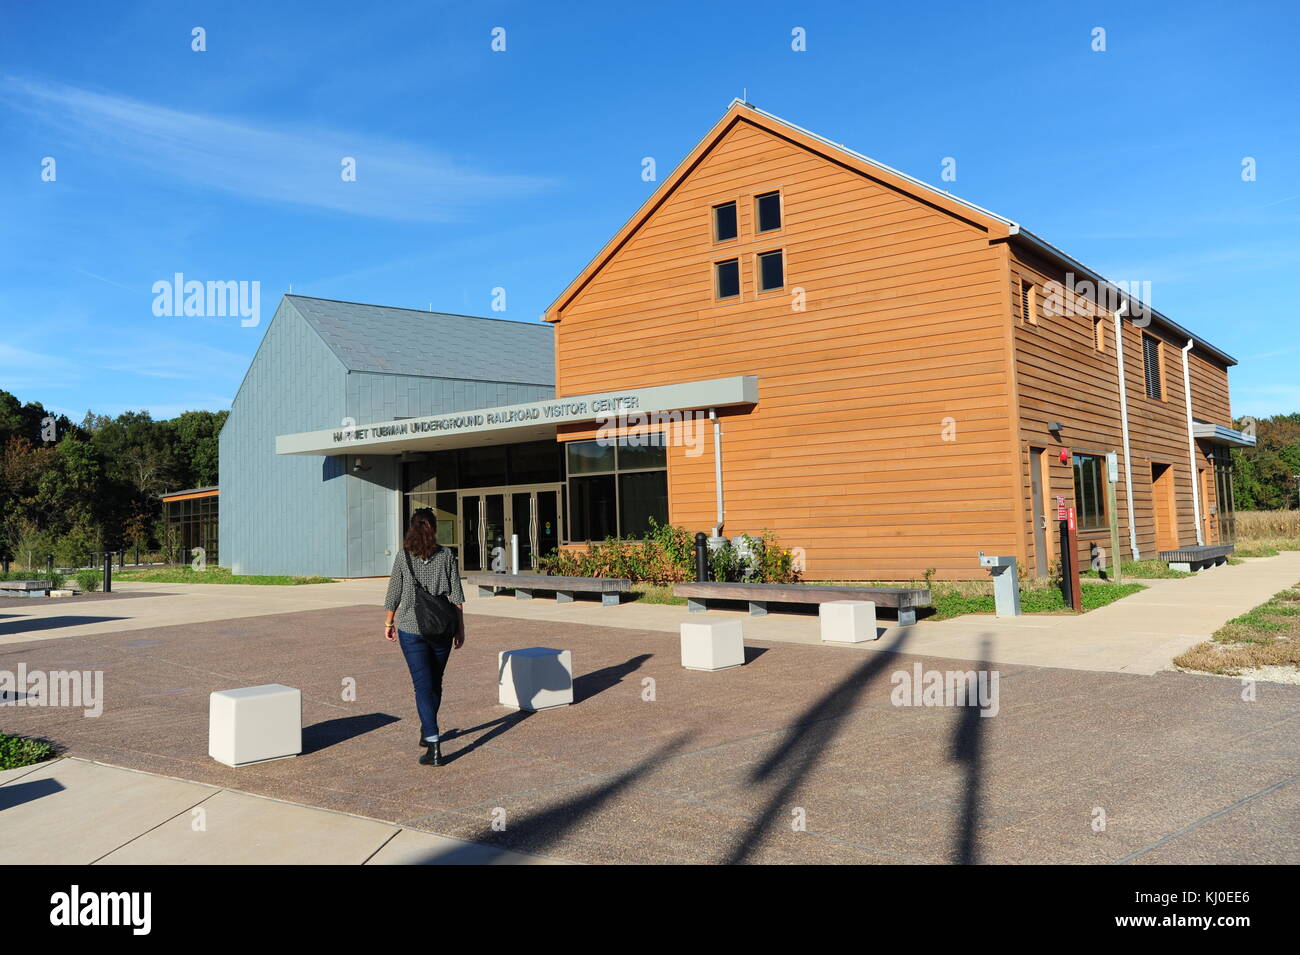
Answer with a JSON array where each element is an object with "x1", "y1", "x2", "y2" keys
[{"x1": 384, "y1": 508, "x2": 465, "y2": 766}]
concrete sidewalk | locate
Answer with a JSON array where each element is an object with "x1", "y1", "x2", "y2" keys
[{"x1": 0, "y1": 757, "x2": 570, "y2": 865}]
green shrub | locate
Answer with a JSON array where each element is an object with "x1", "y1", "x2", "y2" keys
[
  {"x1": 75, "y1": 568, "x2": 100, "y2": 592},
  {"x1": 0, "y1": 733, "x2": 57, "y2": 770},
  {"x1": 538, "y1": 521, "x2": 801, "y2": 584}
]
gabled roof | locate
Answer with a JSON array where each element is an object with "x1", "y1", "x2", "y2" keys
[
  {"x1": 285, "y1": 295, "x2": 554, "y2": 385},
  {"x1": 543, "y1": 100, "x2": 1236, "y2": 366}
]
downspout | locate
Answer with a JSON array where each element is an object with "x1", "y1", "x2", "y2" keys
[
  {"x1": 1182, "y1": 339, "x2": 1205, "y2": 545},
  {"x1": 1113, "y1": 302, "x2": 1141, "y2": 560},
  {"x1": 709, "y1": 408, "x2": 724, "y2": 538}
]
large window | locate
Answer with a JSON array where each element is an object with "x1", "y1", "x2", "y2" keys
[
  {"x1": 1072, "y1": 453, "x2": 1108, "y2": 531},
  {"x1": 164, "y1": 494, "x2": 219, "y2": 565},
  {"x1": 566, "y1": 433, "x2": 668, "y2": 542}
]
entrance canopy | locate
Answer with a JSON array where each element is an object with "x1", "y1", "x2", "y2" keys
[
  {"x1": 1192, "y1": 422, "x2": 1256, "y2": 447},
  {"x1": 275, "y1": 375, "x2": 758, "y2": 457}
]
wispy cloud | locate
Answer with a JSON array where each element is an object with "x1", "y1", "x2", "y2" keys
[{"x1": 2, "y1": 76, "x2": 551, "y2": 222}]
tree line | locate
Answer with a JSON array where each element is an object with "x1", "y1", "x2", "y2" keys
[
  {"x1": 1232, "y1": 413, "x2": 1300, "y2": 510},
  {"x1": 0, "y1": 389, "x2": 227, "y2": 568}
]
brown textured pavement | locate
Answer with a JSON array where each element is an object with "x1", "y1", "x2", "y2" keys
[{"x1": 0, "y1": 604, "x2": 1295, "y2": 864}]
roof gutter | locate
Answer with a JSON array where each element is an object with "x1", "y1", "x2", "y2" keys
[
  {"x1": 1112, "y1": 301, "x2": 1141, "y2": 561},
  {"x1": 1007, "y1": 226, "x2": 1237, "y2": 367},
  {"x1": 1182, "y1": 339, "x2": 1205, "y2": 546}
]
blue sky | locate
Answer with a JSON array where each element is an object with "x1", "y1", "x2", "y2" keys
[{"x1": 1, "y1": 0, "x2": 1297, "y2": 421}]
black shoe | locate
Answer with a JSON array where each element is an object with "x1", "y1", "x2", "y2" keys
[{"x1": 419, "y1": 741, "x2": 443, "y2": 767}]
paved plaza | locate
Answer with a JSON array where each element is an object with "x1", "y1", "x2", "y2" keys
[{"x1": 2, "y1": 560, "x2": 1298, "y2": 864}]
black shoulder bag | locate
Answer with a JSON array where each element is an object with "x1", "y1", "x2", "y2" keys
[{"x1": 403, "y1": 550, "x2": 459, "y2": 639}]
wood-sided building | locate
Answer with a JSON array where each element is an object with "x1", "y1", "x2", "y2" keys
[{"x1": 543, "y1": 100, "x2": 1253, "y2": 581}]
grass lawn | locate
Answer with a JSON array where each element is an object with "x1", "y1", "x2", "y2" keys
[
  {"x1": 0, "y1": 733, "x2": 57, "y2": 770},
  {"x1": 113, "y1": 566, "x2": 335, "y2": 586},
  {"x1": 1174, "y1": 583, "x2": 1300, "y2": 677},
  {"x1": 929, "y1": 581, "x2": 1145, "y2": 620},
  {"x1": 1083, "y1": 559, "x2": 1190, "y2": 580}
]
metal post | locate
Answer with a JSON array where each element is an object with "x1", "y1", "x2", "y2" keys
[
  {"x1": 1106, "y1": 452, "x2": 1122, "y2": 584},
  {"x1": 119, "y1": 549, "x2": 125, "y2": 570},
  {"x1": 102, "y1": 553, "x2": 112, "y2": 594},
  {"x1": 694, "y1": 532, "x2": 709, "y2": 582},
  {"x1": 46, "y1": 555, "x2": 54, "y2": 578},
  {"x1": 135, "y1": 544, "x2": 141, "y2": 567}
]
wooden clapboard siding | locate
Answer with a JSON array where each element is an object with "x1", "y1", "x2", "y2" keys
[
  {"x1": 1007, "y1": 243, "x2": 1236, "y2": 570},
  {"x1": 551, "y1": 114, "x2": 1018, "y2": 581}
]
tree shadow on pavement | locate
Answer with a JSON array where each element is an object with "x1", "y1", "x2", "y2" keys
[
  {"x1": 721, "y1": 628, "x2": 912, "y2": 864},
  {"x1": 411, "y1": 731, "x2": 696, "y2": 862}
]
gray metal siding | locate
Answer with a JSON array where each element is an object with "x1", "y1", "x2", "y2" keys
[
  {"x1": 221, "y1": 295, "x2": 557, "y2": 579},
  {"x1": 219, "y1": 300, "x2": 349, "y2": 577}
]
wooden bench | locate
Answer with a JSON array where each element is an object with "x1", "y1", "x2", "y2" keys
[
  {"x1": 674, "y1": 582, "x2": 932, "y2": 626},
  {"x1": 467, "y1": 573, "x2": 632, "y2": 607},
  {"x1": 1158, "y1": 544, "x2": 1234, "y2": 573}
]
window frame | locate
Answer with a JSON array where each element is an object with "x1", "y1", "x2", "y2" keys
[
  {"x1": 1020, "y1": 280, "x2": 1037, "y2": 325},
  {"x1": 755, "y1": 248, "x2": 785, "y2": 294},
  {"x1": 712, "y1": 200, "x2": 738, "y2": 244},
  {"x1": 1142, "y1": 332, "x2": 1165, "y2": 401},
  {"x1": 714, "y1": 257, "x2": 741, "y2": 301},
  {"x1": 563, "y1": 434, "x2": 669, "y2": 544},
  {"x1": 754, "y1": 190, "x2": 783, "y2": 234}
]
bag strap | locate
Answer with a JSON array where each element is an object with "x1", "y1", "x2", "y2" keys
[{"x1": 404, "y1": 549, "x2": 442, "y2": 599}]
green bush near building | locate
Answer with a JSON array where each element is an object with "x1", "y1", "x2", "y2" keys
[
  {"x1": 75, "y1": 569, "x2": 100, "y2": 592},
  {"x1": 538, "y1": 520, "x2": 801, "y2": 585},
  {"x1": 0, "y1": 733, "x2": 57, "y2": 770}
]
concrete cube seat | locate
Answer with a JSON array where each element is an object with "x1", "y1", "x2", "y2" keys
[
  {"x1": 679, "y1": 619, "x2": 745, "y2": 671},
  {"x1": 209, "y1": 684, "x2": 302, "y2": 767},
  {"x1": 498, "y1": 648, "x2": 573, "y2": 711},
  {"x1": 820, "y1": 600, "x2": 879, "y2": 643}
]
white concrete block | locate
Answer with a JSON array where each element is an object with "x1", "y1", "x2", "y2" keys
[
  {"x1": 498, "y1": 648, "x2": 573, "y2": 711},
  {"x1": 49, "y1": 590, "x2": 74, "y2": 598},
  {"x1": 209, "y1": 684, "x2": 302, "y2": 767},
  {"x1": 679, "y1": 619, "x2": 745, "y2": 671},
  {"x1": 820, "y1": 600, "x2": 879, "y2": 643}
]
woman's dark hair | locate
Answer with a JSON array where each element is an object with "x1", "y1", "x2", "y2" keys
[{"x1": 404, "y1": 508, "x2": 442, "y2": 559}]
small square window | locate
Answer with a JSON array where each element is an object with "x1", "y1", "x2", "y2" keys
[
  {"x1": 755, "y1": 191, "x2": 782, "y2": 233},
  {"x1": 713, "y1": 202, "x2": 737, "y2": 242},
  {"x1": 714, "y1": 259, "x2": 740, "y2": 300},
  {"x1": 1093, "y1": 315, "x2": 1105, "y2": 351},
  {"x1": 757, "y1": 250, "x2": 784, "y2": 292}
]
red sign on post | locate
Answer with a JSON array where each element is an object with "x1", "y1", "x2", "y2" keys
[{"x1": 1067, "y1": 506, "x2": 1077, "y2": 532}]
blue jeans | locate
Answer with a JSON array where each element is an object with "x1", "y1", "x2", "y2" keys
[{"x1": 398, "y1": 629, "x2": 453, "y2": 743}]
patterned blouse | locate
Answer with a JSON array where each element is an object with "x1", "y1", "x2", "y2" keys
[{"x1": 384, "y1": 548, "x2": 466, "y2": 635}]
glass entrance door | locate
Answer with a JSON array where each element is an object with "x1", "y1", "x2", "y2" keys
[
  {"x1": 536, "y1": 490, "x2": 560, "y2": 565},
  {"x1": 461, "y1": 496, "x2": 482, "y2": 571},
  {"x1": 457, "y1": 485, "x2": 563, "y2": 573},
  {"x1": 484, "y1": 493, "x2": 506, "y2": 571}
]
